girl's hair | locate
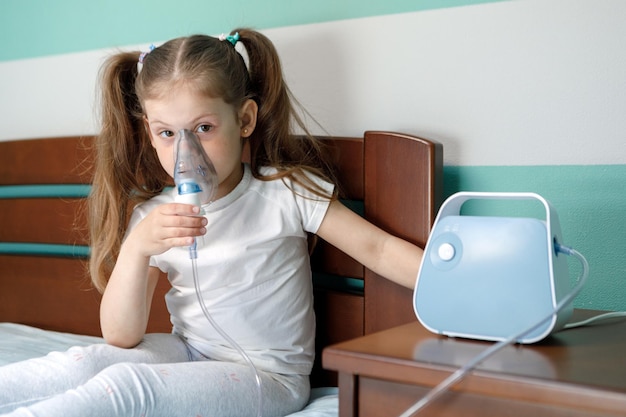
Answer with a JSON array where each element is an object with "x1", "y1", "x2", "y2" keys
[{"x1": 89, "y1": 28, "x2": 336, "y2": 292}]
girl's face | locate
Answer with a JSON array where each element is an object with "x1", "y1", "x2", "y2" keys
[{"x1": 144, "y1": 84, "x2": 257, "y2": 200}]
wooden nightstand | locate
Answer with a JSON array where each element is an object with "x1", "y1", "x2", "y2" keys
[{"x1": 323, "y1": 310, "x2": 626, "y2": 417}]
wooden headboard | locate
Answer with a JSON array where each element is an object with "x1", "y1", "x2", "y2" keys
[{"x1": 0, "y1": 131, "x2": 443, "y2": 387}]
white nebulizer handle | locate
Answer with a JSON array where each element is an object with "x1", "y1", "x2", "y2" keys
[
  {"x1": 174, "y1": 178, "x2": 204, "y2": 256},
  {"x1": 174, "y1": 179, "x2": 203, "y2": 207}
]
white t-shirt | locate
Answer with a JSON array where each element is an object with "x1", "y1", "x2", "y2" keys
[{"x1": 126, "y1": 164, "x2": 334, "y2": 375}]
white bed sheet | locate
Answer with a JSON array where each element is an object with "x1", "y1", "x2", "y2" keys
[{"x1": 0, "y1": 322, "x2": 337, "y2": 416}]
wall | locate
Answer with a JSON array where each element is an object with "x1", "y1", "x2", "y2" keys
[{"x1": 1, "y1": 0, "x2": 624, "y2": 311}]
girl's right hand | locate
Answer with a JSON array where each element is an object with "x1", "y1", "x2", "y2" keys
[
  {"x1": 102, "y1": 203, "x2": 205, "y2": 347},
  {"x1": 126, "y1": 203, "x2": 207, "y2": 258}
]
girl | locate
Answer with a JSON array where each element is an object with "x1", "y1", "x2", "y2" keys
[{"x1": 0, "y1": 28, "x2": 422, "y2": 416}]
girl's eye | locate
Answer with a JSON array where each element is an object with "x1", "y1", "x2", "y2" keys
[
  {"x1": 196, "y1": 124, "x2": 213, "y2": 133},
  {"x1": 158, "y1": 130, "x2": 175, "y2": 139}
]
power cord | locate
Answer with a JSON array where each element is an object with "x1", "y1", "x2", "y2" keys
[{"x1": 564, "y1": 311, "x2": 626, "y2": 329}]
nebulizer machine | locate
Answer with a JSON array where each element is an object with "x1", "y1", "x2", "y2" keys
[
  {"x1": 398, "y1": 192, "x2": 592, "y2": 417},
  {"x1": 173, "y1": 129, "x2": 263, "y2": 417}
]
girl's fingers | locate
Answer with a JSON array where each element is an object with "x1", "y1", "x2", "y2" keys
[
  {"x1": 166, "y1": 226, "x2": 207, "y2": 238},
  {"x1": 168, "y1": 236, "x2": 197, "y2": 247},
  {"x1": 159, "y1": 203, "x2": 201, "y2": 216},
  {"x1": 167, "y1": 215, "x2": 207, "y2": 229},
  {"x1": 156, "y1": 204, "x2": 207, "y2": 228},
  {"x1": 133, "y1": 204, "x2": 208, "y2": 256}
]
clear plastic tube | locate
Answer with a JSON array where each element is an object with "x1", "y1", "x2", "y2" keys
[
  {"x1": 173, "y1": 129, "x2": 263, "y2": 416},
  {"x1": 191, "y1": 254, "x2": 264, "y2": 417},
  {"x1": 398, "y1": 244, "x2": 589, "y2": 417}
]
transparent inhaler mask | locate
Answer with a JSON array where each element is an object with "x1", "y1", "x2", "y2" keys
[{"x1": 173, "y1": 129, "x2": 218, "y2": 208}]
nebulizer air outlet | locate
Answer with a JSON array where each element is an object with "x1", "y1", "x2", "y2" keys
[{"x1": 173, "y1": 129, "x2": 263, "y2": 417}]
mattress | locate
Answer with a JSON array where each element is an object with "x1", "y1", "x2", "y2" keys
[{"x1": 0, "y1": 322, "x2": 337, "y2": 416}]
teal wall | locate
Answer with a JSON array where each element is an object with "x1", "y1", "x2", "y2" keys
[{"x1": 0, "y1": 0, "x2": 505, "y2": 61}]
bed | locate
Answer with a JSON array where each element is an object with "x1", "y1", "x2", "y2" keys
[{"x1": 0, "y1": 131, "x2": 443, "y2": 415}]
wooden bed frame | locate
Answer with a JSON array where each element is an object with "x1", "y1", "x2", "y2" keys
[{"x1": 0, "y1": 131, "x2": 443, "y2": 388}]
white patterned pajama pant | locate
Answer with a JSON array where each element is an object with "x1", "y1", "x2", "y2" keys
[{"x1": 0, "y1": 333, "x2": 308, "y2": 417}]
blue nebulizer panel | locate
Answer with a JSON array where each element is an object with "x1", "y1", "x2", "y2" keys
[{"x1": 414, "y1": 192, "x2": 573, "y2": 344}]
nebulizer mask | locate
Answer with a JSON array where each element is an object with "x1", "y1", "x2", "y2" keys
[
  {"x1": 173, "y1": 129, "x2": 263, "y2": 416},
  {"x1": 173, "y1": 129, "x2": 218, "y2": 256},
  {"x1": 173, "y1": 129, "x2": 218, "y2": 209}
]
